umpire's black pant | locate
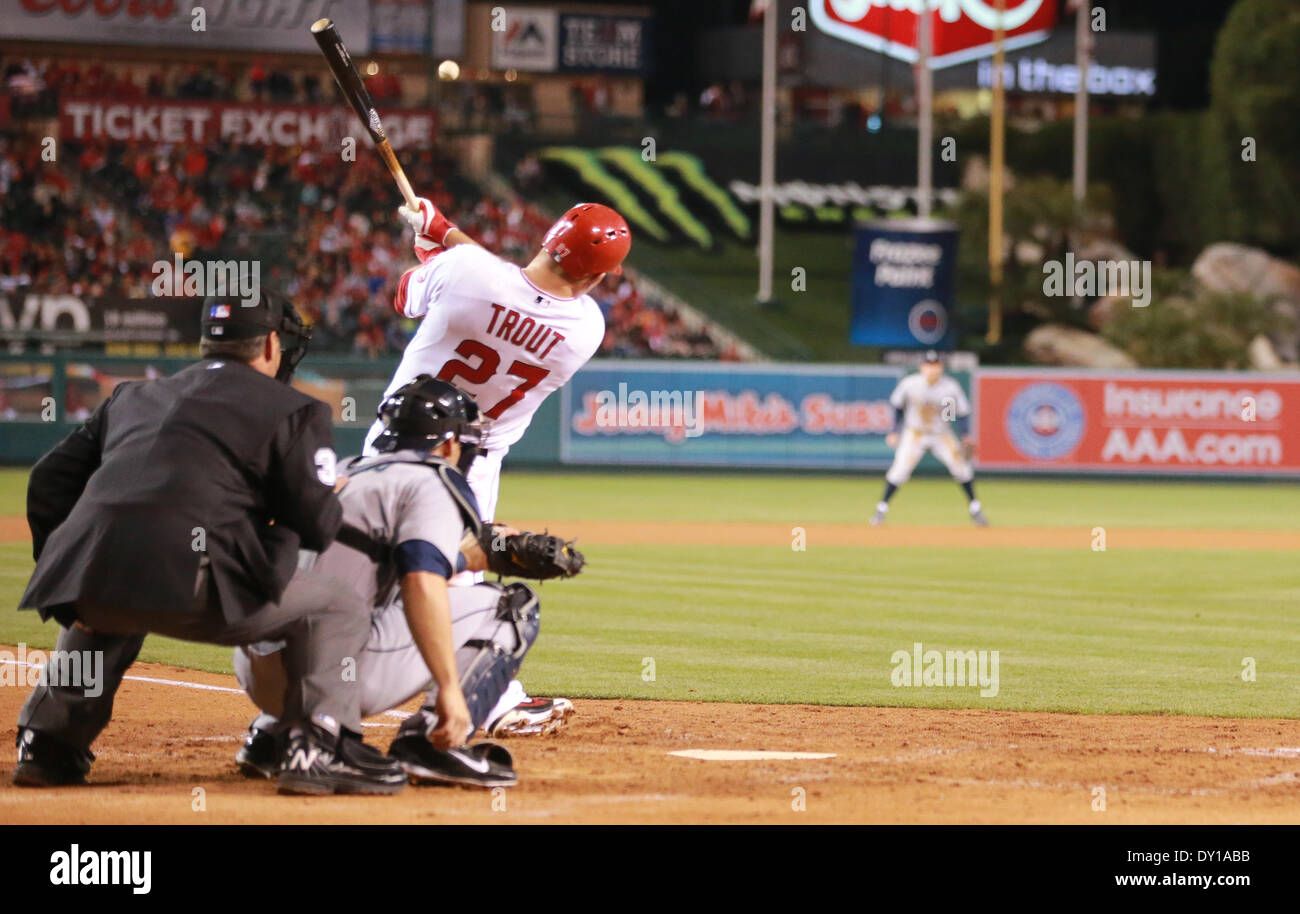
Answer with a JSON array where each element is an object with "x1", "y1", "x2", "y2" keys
[{"x1": 18, "y1": 559, "x2": 369, "y2": 755}]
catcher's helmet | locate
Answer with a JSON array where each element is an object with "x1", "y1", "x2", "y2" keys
[
  {"x1": 201, "y1": 288, "x2": 311, "y2": 383},
  {"x1": 541, "y1": 203, "x2": 631, "y2": 280},
  {"x1": 373, "y1": 375, "x2": 484, "y2": 472}
]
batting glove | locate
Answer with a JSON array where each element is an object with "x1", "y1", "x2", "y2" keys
[{"x1": 398, "y1": 196, "x2": 458, "y2": 264}]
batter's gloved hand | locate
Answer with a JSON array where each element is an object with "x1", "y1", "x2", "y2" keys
[
  {"x1": 477, "y1": 525, "x2": 586, "y2": 580},
  {"x1": 398, "y1": 196, "x2": 458, "y2": 264}
]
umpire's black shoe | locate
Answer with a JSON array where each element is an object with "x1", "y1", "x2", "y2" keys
[
  {"x1": 12, "y1": 728, "x2": 93, "y2": 787},
  {"x1": 388, "y1": 735, "x2": 518, "y2": 788},
  {"x1": 276, "y1": 724, "x2": 407, "y2": 796},
  {"x1": 235, "y1": 725, "x2": 281, "y2": 780}
]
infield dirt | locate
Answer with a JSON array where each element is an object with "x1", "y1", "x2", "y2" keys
[{"x1": 0, "y1": 654, "x2": 1298, "y2": 824}]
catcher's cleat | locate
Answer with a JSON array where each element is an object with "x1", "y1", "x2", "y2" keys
[
  {"x1": 277, "y1": 725, "x2": 407, "y2": 796},
  {"x1": 235, "y1": 725, "x2": 280, "y2": 780},
  {"x1": 388, "y1": 735, "x2": 518, "y2": 788},
  {"x1": 12, "y1": 728, "x2": 92, "y2": 787},
  {"x1": 487, "y1": 696, "x2": 574, "y2": 737}
]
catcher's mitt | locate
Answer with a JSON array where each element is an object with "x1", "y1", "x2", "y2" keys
[{"x1": 478, "y1": 527, "x2": 586, "y2": 580}]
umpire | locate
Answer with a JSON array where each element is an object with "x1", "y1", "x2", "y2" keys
[{"x1": 13, "y1": 291, "x2": 405, "y2": 795}]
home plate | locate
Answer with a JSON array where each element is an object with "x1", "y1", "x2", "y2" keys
[{"x1": 669, "y1": 750, "x2": 837, "y2": 761}]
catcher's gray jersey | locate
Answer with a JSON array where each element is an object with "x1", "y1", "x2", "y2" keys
[{"x1": 297, "y1": 451, "x2": 468, "y2": 609}]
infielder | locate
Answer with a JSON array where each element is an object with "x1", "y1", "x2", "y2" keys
[
  {"x1": 364, "y1": 195, "x2": 631, "y2": 734},
  {"x1": 872, "y1": 350, "x2": 988, "y2": 527},
  {"x1": 234, "y1": 376, "x2": 580, "y2": 789}
]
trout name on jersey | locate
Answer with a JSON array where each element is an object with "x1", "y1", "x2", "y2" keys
[{"x1": 486, "y1": 303, "x2": 565, "y2": 360}]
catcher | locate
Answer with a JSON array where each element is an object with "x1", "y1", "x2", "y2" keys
[{"x1": 233, "y1": 375, "x2": 584, "y2": 789}]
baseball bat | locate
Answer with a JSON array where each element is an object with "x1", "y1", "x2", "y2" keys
[{"x1": 310, "y1": 17, "x2": 420, "y2": 210}]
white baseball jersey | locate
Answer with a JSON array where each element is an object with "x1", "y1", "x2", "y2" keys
[
  {"x1": 889, "y1": 373, "x2": 970, "y2": 436},
  {"x1": 371, "y1": 244, "x2": 605, "y2": 454}
]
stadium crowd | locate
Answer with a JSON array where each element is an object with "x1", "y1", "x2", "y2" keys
[
  {"x1": 2, "y1": 52, "x2": 735, "y2": 359},
  {"x1": 2, "y1": 136, "x2": 729, "y2": 358},
  {"x1": 2, "y1": 145, "x2": 731, "y2": 360}
]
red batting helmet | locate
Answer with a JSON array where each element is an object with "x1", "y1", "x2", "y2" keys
[{"x1": 541, "y1": 203, "x2": 631, "y2": 279}]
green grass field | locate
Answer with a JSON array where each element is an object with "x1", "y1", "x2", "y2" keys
[{"x1": 1, "y1": 468, "x2": 1297, "y2": 718}]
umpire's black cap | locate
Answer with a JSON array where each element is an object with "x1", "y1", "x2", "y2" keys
[{"x1": 201, "y1": 289, "x2": 312, "y2": 382}]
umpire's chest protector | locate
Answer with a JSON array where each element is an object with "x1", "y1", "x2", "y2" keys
[{"x1": 20, "y1": 360, "x2": 342, "y2": 622}]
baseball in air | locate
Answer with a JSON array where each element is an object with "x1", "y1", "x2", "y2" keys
[{"x1": 437, "y1": 60, "x2": 461, "y2": 81}]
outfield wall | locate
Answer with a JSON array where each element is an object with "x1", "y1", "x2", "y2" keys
[
  {"x1": 2, "y1": 355, "x2": 1297, "y2": 478},
  {"x1": 974, "y1": 368, "x2": 1300, "y2": 478}
]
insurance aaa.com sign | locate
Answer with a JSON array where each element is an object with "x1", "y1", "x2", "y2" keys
[{"x1": 975, "y1": 369, "x2": 1300, "y2": 477}]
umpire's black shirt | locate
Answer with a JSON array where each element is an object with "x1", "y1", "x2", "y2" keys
[{"x1": 20, "y1": 358, "x2": 342, "y2": 623}]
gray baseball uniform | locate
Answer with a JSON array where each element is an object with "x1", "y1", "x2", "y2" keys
[{"x1": 235, "y1": 451, "x2": 537, "y2": 734}]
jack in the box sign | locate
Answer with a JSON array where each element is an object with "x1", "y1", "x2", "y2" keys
[{"x1": 810, "y1": 0, "x2": 1059, "y2": 69}]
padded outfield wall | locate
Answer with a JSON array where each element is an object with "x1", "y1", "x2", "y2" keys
[{"x1": 1, "y1": 356, "x2": 1297, "y2": 478}]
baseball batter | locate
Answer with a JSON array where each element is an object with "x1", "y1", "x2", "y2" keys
[
  {"x1": 363, "y1": 196, "x2": 631, "y2": 733},
  {"x1": 872, "y1": 350, "x2": 989, "y2": 526}
]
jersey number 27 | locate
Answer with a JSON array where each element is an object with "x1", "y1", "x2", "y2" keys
[{"x1": 436, "y1": 339, "x2": 550, "y2": 419}]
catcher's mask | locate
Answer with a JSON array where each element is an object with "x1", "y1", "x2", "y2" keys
[
  {"x1": 373, "y1": 375, "x2": 484, "y2": 472},
  {"x1": 201, "y1": 289, "x2": 312, "y2": 384}
]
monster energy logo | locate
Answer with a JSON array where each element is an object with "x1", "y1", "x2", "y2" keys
[{"x1": 537, "y1": 146, "x2": 956, "y2": 249}]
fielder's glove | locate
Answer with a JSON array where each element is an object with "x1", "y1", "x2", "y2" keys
[{"x1": 477, "y1": 526, "x2": 586, "y2": 580}]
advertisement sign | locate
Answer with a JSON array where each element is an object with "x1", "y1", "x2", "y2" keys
[
  {"x1": 558, "y1": 14, "x2": 649, "y2": 73},
  {"x1": 850, "y1": 219, "x2": 958, "y2": 348},
  {"x1": 370, "y1": 0, "x2": 429, "y2": 54},
  {"x1": 3, "y1": 0, "x2": 370, "y2": 53},
  {"x1": 0, "y1": 294, "x2": 201, "y2": 347},
  {"x1": 810, "y1": 0, "x2": 1057, "y2": 69},
  {"x1": 492, "y1": 7, "x2": 559, "y2": 72},
  {"x1": 431, "y1": 0, "x2": 467, "y2": 59},
  {"x1": 976, "y1": 369, "x2": 1300, "y2": 476},
  {"x1": 562, "y1": 362, "x2": 917, "y2": 469},
  {"x1": 975, "y1": 57, "x2": 1156, "y2": 96},
  {"x1": 60, "y1": 98, "x2": 434, "y2": 149}
]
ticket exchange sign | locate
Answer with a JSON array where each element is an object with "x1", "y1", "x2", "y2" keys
[
  {"x1": 60, "y1": 98, "x2": 434, "y2": 149},
  {"x1": 975, "y1": 369, "x2": 1300, "y2": 477}
]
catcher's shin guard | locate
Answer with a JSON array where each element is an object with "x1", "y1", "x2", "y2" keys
[
  {"x1": 459, "y1": 583, "x2": 540, "y2": 731},
  {"x1": 401, "y1": 583, "x2": 540, "y2": 740}
]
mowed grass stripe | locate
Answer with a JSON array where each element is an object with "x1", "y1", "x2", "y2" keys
[{"x1": 523, "y1": 542, "x2": 1298, "y2": 714}]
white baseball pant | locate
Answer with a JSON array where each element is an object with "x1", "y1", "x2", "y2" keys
[
  {"x1": 235, "y1": 583, "x2": 525, "y2": 724},
  {"x1": 886, "y1": 428, "x2": 974, "y2": 486}
]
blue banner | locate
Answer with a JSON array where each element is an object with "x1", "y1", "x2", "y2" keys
[
  {"x1": 561, "y1": 362, "x2": 906, "y2": 469},
  {"x1": 850, "y1": 219, "x2": 959, "y2": 348}
]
